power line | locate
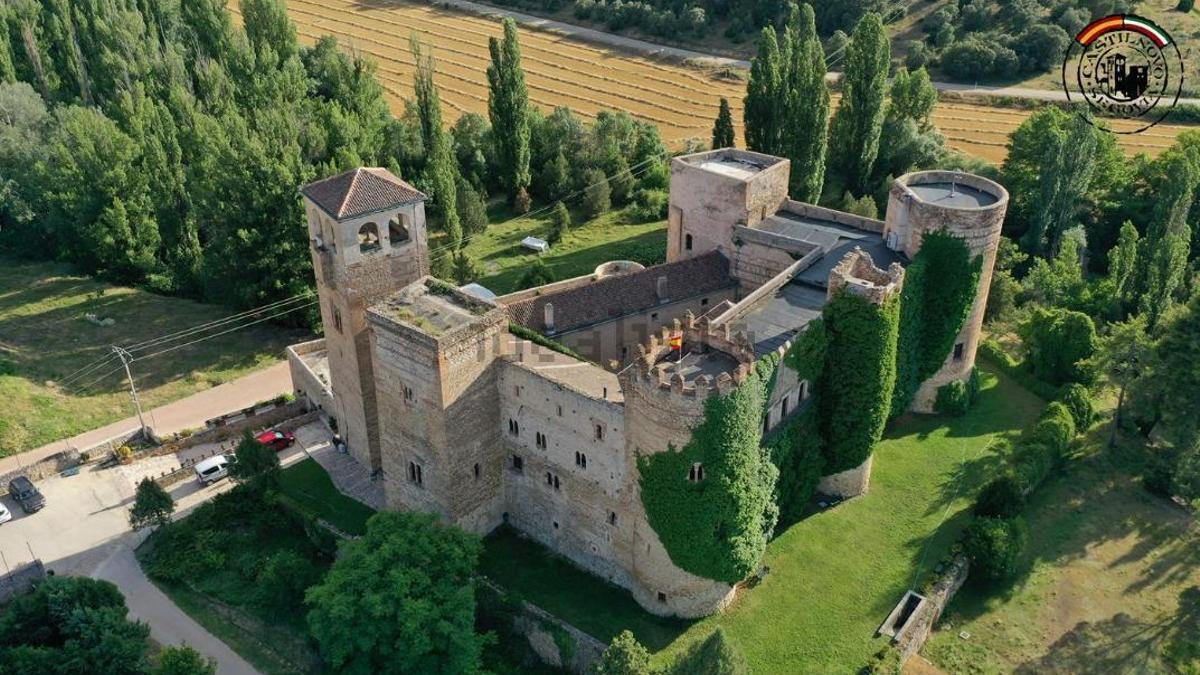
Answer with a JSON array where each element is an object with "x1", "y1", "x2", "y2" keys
[
  {"x1": 124, "y1": 292, "x2": 314, "y2": 353},
  {"x1": 133, "y1": 299, "x2": 319, "y2": 362},
  {"x1": 56, "y1": 352, "x2": 121, "y2": 388}
]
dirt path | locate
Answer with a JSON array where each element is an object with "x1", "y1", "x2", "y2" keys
[{"x1": 0, "y1": 361, "x2": 293, "y2": 477}]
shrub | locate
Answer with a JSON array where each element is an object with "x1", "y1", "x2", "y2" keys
[
  {"x1": 1026, "y1": 402, "x2": 1076, "y2": 461},
  {"x1": 1019, "y1": 307, "x2": 1098, "y2": 386},
  {"x1": 1011, "y1": 440, "x2": 1055, "y2": 494},
  {"x1": 973, "y1": 476, "x2": 1024, "y2": 518},
  {"x1": 963, "y1": 516, "x2": 1027, "y2": 583},
  {"x1": 256, "y1": 549, "x2": 319, "y2": 612},
  {"x1": 582, "y1": 168, "x2": 611, "y2": 217},
  {"x1": 1143, "y1": 452, "x2": 1176, "y2": 498},
  {"x1": 129, "y1": 478, "x2": 175, "y2": 530},
  {"x1": 934, "y1": 380, "x2": 970, "y2": 416},
  {"x1": 1178, "y1": 0, "x2": 1195, "y2": 11},
  {"x1": 1056, "y1": 383, "x2": 1095, "y2": 430},
  {"x1": 630, "y1": 188, "x2": 668, "y2": 222}
]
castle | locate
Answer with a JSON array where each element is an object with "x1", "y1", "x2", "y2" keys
[{"x1": 286, "y1": 149, "x2": 1007, "y2": 617}]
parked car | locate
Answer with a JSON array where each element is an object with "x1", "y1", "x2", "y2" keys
[
  {"x1": 8, "y1": 476, "x2": 46, "y2": 514},
  {"x1": 195, "y1": 454, "x2": 235, "y2": 486},
  {"x1": 0, "y1": 501, "x2": 12, "y2": 524},
  {"x1": 255, "y1": 429, "x2": 296, "y2": 452}
]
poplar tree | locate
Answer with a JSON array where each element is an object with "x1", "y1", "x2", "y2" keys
[
  {"x1": 827, "y1": 12, "x2": 889, "y2": 196},
  {"x1": 1108, "y1": 221, "x2": 1139, "y2": 308},
  {"x1": 412, "y1": 36, "x2": 461, "y2": 251},
  {"x1": 743, "y1": 27, "x2": 782, "y2": 153},
  {"x1": 782, "y1": 3, "x2": 828, "y2": 203},
  {"x1": 711, "y1": 97, "x2": 735, "y2": 148},
  {"x1": 487, "y1": 18, "x2": 530, "y2": 203},
  {"x1": 1138, "y1": 147, "x2": 1198, "y2": 327},
  {"x1": 1021, "y1": 112, "x2": 1098, "y2": 256}
]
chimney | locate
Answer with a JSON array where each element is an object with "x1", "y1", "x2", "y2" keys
[
  {"x1": 656, "y1": 275, "x2": 668, "y2": 303},
  {"x1": 544, "y1": 302, "x2": 556, "y2": 334}
]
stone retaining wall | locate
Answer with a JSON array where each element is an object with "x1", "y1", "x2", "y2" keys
[
  {"x1": 895, "y1": 556, "x2": 969, "y2": 666},
  {"x1": 0, "y1": 560, "x2": 46, "y2": 605}
]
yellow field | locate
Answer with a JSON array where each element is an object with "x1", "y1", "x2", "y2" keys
[{"x1": 249, "y1": 0, "x2": 1193, "y2": 163}]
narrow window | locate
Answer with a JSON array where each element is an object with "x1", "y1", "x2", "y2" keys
[
  {"x1": 799, "y1": 381, "x2": 807, "y2": 400},
  {"x1": 332, "y1": 306, "x2": 343, "y2": 334},
  {"x1": 512, "y1": 455, "x2": 523, "y2": 473},
  {"x1": 575, "y1": 452, "x2": 587, "y2": 468},
  {"x1": 689, "y1": 462, "x2": 705, "y2": 482},
  {"x1": 508, "y1": 419, "x2": 519, "y2": 436},
  {"x1": 473, "y1": 463, "x2": 480, "y2": 480},
  {"x1": 546, "y1": 471, "x2": 553, "y2": 486},
  {"x1": 608, "y1": 511, "x2": 618, "y2": 526},
  {"x1": 404, "y1": 386, "x2": 414, "y2": 403},
  {"x1": 953, "y1": 342, "x2": 965, "y2": 361},
  {"x1": 685, "y1": 233, "x2": 693, "y2": 251},
  {"x1": 553, "y1": 520, "x2": 560, "y2": 529},
  {"x1": 782, "y1": 395, "x2": 790, "y2": 419},
  {"x1": 408, "y1": 461, "x2": 423, "y2": 486},
  {"x1": 536, "y1": 432, "x2": 546, "y2": 450},
  {"x1": 556, "y1": 404, "x2": 563, "y2": 417},
  {"x1": 594, "y1": 424, "x2": 604, "y2": 441},
  {"x1": 513, "y1": 385, "x2": 521, "y2": 397}
]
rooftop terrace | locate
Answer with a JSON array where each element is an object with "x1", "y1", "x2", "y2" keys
[
  {"x1": 373, "y1": 279, "x2": 493, "y2": 335},
  {"x1": 676, "y1": 148, "x2": 786, "y2": 181},
  {"x1": 907, "y1": 182, "x2": 998, "y2": 208}
]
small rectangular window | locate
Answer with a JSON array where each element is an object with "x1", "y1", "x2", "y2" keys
[
  {"x1": 556, "y1": 404, "x2": 563, "y2": 417},
  {"x1": 511, "y1": 455, "x2": 523, "y2": 473},
  {"x1": 685, "y1": 233, "x2": 693, "y2": 251},
  {"x1": 953, "y1": 343, "x2": 965, "y2": 361},
  {"x1": 594, "y1": 424, "x2": 604, "y2": 441}
]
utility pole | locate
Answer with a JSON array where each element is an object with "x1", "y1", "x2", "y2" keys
[{"x1": 112, "y1": 346, "x2": 146, "y2": 435}]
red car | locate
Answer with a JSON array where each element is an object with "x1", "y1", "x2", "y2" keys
[{"x1": 255, "y1": 429, "x2": 296, "y2": 452}]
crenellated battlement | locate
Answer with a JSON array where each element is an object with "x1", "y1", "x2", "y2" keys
[{"x1": 826, "y1": 247, "x2": 905, "y2": 305}]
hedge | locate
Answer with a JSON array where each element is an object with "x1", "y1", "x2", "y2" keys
[
  {"x1": 934, "y1": 368, "x2": 982, "y2": 416},
  {"x1": 1056, "y1": 383, "x2": 1096, "y2": 430},
  {"x1": 638, "y1": 367, "x2": 779, "y2": 583},
  {"x1": 963, "y1": 515, "x2": 1027, "y2": 583},
  {"x1": 973, "y1": 475, "x2": 1024, "y2": 519}
]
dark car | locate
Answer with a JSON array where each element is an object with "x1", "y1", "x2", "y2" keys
[
  {"x1": 255, "y1": 429, "x2": 296, "y2": 452},
  {"x1": 8, "y1": 476, "x2": 45, "y2": 514}
]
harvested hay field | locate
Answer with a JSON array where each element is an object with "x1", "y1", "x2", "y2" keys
[{"x1": 250, "y1": 0, "x2": 1194, "y2": 162}]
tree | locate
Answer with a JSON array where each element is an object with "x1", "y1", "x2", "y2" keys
[
  {"x1": 228, "y1": 430, "x2": 280, "y2": 488},
  {"x1": 1173, "y1": 439, "x2": 1200, "y2": 509},
  {"x1": 781, "y1": 3, "x2": 829, "y2": 202},
  {"x1": 306, "y1": 512, "x2": 486, "y2": 675},
  {"x1": 1018, "y1": 306, "x2": 1098, "y2": 386},
  {"x1": 711, "y1": 97, "x2": 734, "y2": 148},
  {"x1": 240, "y1": 0, "x2": 297, "y2": 61},
  {"x1": 1109, "y1": 221, "x2": 1140, "y2": 308},
  {"x1": 549, "y1": 200, "x2": 571, "y2": 243},
  {"x1": 456, "y1": 177, "x2": 488, "y2": 236},
  {"x1": 582, "y1": 168, "x2": 611, "y2": 218},
  {"x1": 827, "y1": 12, "x2": 889, "y2": 195},
  {"x1": 257, "y1": 549, "x2": 319, "y2": 612},
  {"x1": 1157, "y1": 291, "x2": 1200, "y2": 448},
  {"x1": 592, "y1": 630, "x2": 651, "y2": 675},
  {"x1": 151, "y1": 645, "x2": 217, "y2": 675},
  {"x1": 1089, "y1": 315, "x2": 1154, "y2": 446},
  {"x1": 518, "y1": 258, "x2": 555, "y2": 289},
  {"x1": 487, "y1": 18, "x2": 531, "y2": 201},
  {"x1": 412, "y1": 36, "x2": 461, "y2": 251},
  {"x1": 1021, "y1": 112, "x2": 1099, "y2": 255},
  {"x1": 129, "y1": 478, "x2": 175, "y2": 530},
  {"x1": 538, "y1": 148, "x2": 570, "y2": 202},
  {"x1": 743, "y1": 27, "x2": 782, "y2": 153},
  {"x1": 888, "y1": 67, "x2": 937, "y2": 131},
  {"x1": 451, "y1": 249, "x2": 481, "y2": 284},
  {"x1": 1138, "y1": 147, "x2": 1198, "y2": 327},
  {"x1": 964, "y1": 516, "x2": 1027, "y2": 583}
]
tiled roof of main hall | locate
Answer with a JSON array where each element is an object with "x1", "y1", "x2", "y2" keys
[
  {"x1": 301, "y1": 167, "x2": 425, "y2": 221},
  {"x1": 503, "y1": 252, "x2": 735, "y2": 334}
]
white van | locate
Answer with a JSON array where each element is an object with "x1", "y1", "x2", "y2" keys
[{"x1": 194, "y1": 454, "x2": 235, "y2": 486}]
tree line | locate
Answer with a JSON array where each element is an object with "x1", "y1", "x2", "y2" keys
[{"x1": 0, "y1": 1, "x2": 668, "y2": 324}]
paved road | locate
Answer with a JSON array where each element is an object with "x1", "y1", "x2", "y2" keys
[
  {"x1": 436, "y1": 0, "x2": 1200, "y2": 107},
  {"x1": 0, "y1": 437, "x2": 315, "y2": 674},
  {"x1": 0, "y1": 361, "x2": 293, "y2": 476}
]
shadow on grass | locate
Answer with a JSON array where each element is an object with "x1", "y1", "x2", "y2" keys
[
  {"x1": 1014, "y1": 586, "x2": 1200, "y2": 674},
  {"x1": 479, "y1": 525, "x2": 692, "y2": 651},
  {"x1": 477, "y1": 228, "x2": 666, "y2": 295}
]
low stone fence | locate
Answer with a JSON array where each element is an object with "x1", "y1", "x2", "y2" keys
[
  {"x1": 0, "y1": 559, "x2": 46, "y2": 605},
  {"x1": 0, "y1": 427, "x2": 145, "y2": 492},
  {"x1": 883, "y1": 555, "x2": 970, "y2": 669},
  {"x1": 515, "y1": 601, "x2": 607, "y2": 674}
]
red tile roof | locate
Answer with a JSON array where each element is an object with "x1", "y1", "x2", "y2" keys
[{"x1": 301, "y1": 167, "x2": 425, "y2": 220}]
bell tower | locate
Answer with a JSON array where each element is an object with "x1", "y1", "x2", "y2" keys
[{"x1": 301, "y1": 167, "x2": 430, "y2": 473}]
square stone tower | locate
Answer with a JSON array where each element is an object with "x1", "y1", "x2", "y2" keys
[
  {"x1": 666, "y1": 149, "x2": 790, "y2": 263},
  {"x1": 300, "y1": 168, "x2": 430, "y2": 473}
]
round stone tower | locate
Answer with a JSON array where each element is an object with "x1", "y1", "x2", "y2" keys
[
  {"x1": 883, "y1": 170, "x2": 1008, "y2": 413},
  {"x1": 616, "y1": 320, "x2": 754, "y2": 617}
]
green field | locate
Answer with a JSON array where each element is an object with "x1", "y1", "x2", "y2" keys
[
  {"x1": 924, "y1": 425, "x2": 1200, "y2": 674},
  {"x1": 0, "y1": 257, "x2": 310, "y2": 455},
  {"x1": 435, "y1": 203, "x2": 667, "y2": 296}
]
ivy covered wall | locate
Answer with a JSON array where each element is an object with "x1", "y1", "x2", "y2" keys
[
  {"x1": 891, "y1": 231, "x2": 982, "y2": 415},
  {"x1": 637, "y1": 368, "x2": 780, "y2": 584},
  {"x1": 818, "y1": 290, "x2": 901, "y2": 474}
]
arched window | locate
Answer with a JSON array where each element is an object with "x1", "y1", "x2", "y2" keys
[
  {"x1": 389, "y1": 214, "x2": 411, "y2": 247},
  {"x1": 358, "y1": 222, "x2": 381, "y2": 253},
  {"x1": 688, "y1": 463, "x2": 705, "y2": 482}
]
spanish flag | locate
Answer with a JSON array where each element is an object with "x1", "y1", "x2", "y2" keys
[{"x1": 669, "y1": 333, "x2": 683, "y2": 351}]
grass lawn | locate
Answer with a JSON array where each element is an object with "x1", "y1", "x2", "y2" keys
[
  {"x1": 0, "y1": 257, "x2": 311, "y2": 455},
  {"x1": 647, "y1": 367, "x2": 1044, "y2": 672},
  {"x1": 278, "y1": 458, "x2": 376, "y2": 536},
  {"x1": 480, "y1": 526, "x2": 692, "y2": 650},
  {"x1": 434, "y1": 203, "x2": 666, "y2": 296},
  {"x1": 923, "y1": 425, "x2": 1200, "y2": 674}
]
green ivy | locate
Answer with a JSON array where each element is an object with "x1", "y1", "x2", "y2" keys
[
  {"x1": 818, "y1": 289, "x2": 901, "y2": 474},
  {"x1": 784, "y1": 319, "x2": 828, "y2": 382},
  {"x1": 637, "y1": 368, "x2": 779, "y2": 584},
  {"x1": 767, "y1": 405, "x2": 824, "y2": 525},
  {"x1": 892, "y1": 231, "x2": 982, "y2": 415}
]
